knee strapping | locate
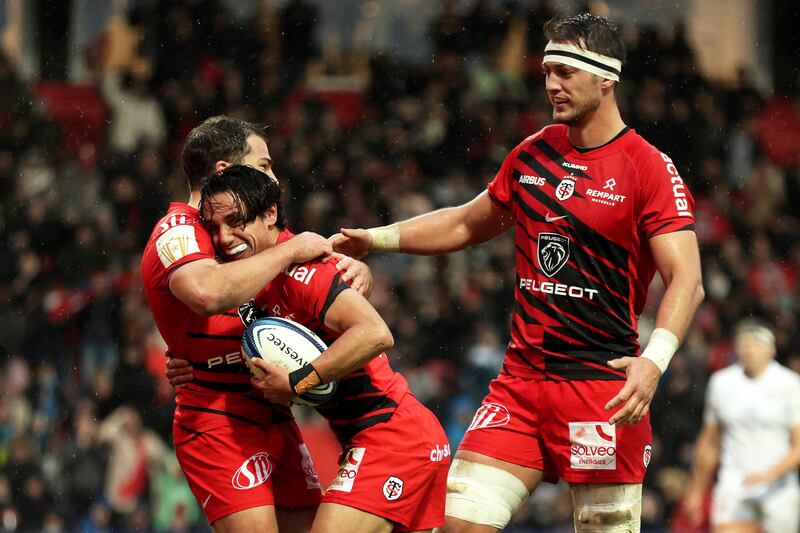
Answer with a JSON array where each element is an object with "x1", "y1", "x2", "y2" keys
[
  {"x1": 572, "y1": 483, "x2": 642, "y2": 533},
  {"x1": 445, "y1": 459, "x2": 530, "y2": 529}
]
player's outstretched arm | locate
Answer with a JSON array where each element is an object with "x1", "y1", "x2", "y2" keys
[
  {"x1": 170, "y1": 232, "x2": 332, "y2": 315},
  {"x1": 683, "y1": 422, "x2": 720, "y2": 526},
  {"x1": 606, "y1": 230, "x2": 704, "y2": 426},
  {"x1": 330, "y1": 190, "x2": 514, "y2": 259}
]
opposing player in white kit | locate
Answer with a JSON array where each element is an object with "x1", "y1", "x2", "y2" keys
[{"x1": 684, "y1": 319, "x2": 800, "y2": 533}]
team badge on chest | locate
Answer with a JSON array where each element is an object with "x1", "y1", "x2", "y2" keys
[{"x1": 555, "y1": 176, "x2": 576, "y2": 201}]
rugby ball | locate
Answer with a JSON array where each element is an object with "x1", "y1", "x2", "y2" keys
[{"x1": 242, "y1": 317, "x2": 338, "y2": 406}]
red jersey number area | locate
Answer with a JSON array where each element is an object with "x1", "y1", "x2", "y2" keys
[
  {"x1": 174, "y1": 419, "x2": 321, "y2": 524},
  {"x1": 323, "y1": 399, "x2": 450, "y2": 531},
  {"x1": 459, "y1": 374, "x2": 651, "y2": 484}
]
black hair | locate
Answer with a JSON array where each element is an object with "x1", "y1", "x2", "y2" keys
[
  {"x1": 183, "y1": 116, "x2": 270, "y2": 189},
  {"x1": 543, "y1": 13, "x2": 626, "y2": 66},
  {"x1": 200, "y1": 164, "x2": 286, "y2": 230}
]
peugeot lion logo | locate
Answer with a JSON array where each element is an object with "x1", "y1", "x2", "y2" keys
[{"x1": 538, "y1": 233, "x2": 570, "y2": 277}]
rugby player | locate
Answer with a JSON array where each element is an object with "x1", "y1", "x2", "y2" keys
[
  {"x1": 330, "y1": 14, "x2": 704, "y2": 532},
  {"x1": 142, "y1": 116, "x2": 372, "y2": 532},
  {"x1": 201, "y1": 164, "x2": 450, "y2": 533}
]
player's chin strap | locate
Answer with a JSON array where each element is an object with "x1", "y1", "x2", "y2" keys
[{"x1": 543, "y1": 42, "x2": 621, "y2": 82}]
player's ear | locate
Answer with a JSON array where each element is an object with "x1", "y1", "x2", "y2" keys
[
  {"x1": 214, "y1": 160, "x2": 230, "y2": 174},
  {"x1": 265, "y1": 204, "x2": 278, "y2": 227},
  {"x1": 600, "y1": 78, "x2": 616, "y2": 92}
]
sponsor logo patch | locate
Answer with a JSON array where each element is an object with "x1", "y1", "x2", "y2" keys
[
  {"x1": 382, "y1": 476, "x2": 404, "y2": 501},
  {"x1": 519, "y1": 174, "x2": 546, "y2": 186},
  {"x1": 538, "y1": 233, "x2": 570, "y2": 277},
  {"x1": 467, "y1": 403, "x2": 511, "y2": 431},
  {"x1": 562, "y1": 161, "x2": 588, "y2": 171},
  {"x1": 429, "y1": 444, "x2": 450, "y2": 462},
  {"x1": 232, "y1": 452, "x2": 272, "y2": 489},
  {"x1": 643, "y1": 444, "x2": 652, "y2": 468},
  {"x1": 328, "y1": 447, "x2": 365, "y2": 493},
  {"x1": 569, "y1": 422, "x2": 617, "y2": 470},
  {"x1": 156, "y1": 224, "x2": 200, "y2": 267}
]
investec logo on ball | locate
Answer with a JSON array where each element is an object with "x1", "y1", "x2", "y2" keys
[
  {"x1": 232, "y1": 452, "x2": 272, "y2": 489},
  {"x1": 467, "y1": 403, "x2": 510, "y2": 431},
  {"x1": 569, "y1": 422, "x2": 617, "y2": 470}
]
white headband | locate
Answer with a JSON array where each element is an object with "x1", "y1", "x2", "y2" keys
[
  {"x1": 736, "y1": 326, "x2": 776, "y2": 347},
  {"x1": 543, "y1": 42, "x2": 622, "y2": 82}
]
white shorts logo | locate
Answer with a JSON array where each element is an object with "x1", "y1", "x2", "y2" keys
[
  {"x1": 299, "y1": 443, "x2": 321, "y2": 489},
  {"x1": 467, "y1": 403, "x2": 511, "y2": 431},
  {"x1": 328, "y1": 447, "x2": 365, "y2": 493},
  {"x1": 643, "y1": 444, "x2": 652, "y2": 468},
  {"x1": 383, "y1": 476, "x2": 404, "y2": 501},
  {"x1": 569, "y1": 422, "x2": 617, "y2": 470},
  {"x1": 232, "y1": 452, "x2": 272, "y2": 489}
]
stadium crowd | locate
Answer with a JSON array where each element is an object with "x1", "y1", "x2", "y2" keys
[{"x1": 0, "y1": 0, "x2": 799, "y2": 531}]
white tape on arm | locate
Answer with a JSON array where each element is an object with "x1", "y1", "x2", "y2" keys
[
  {"x1": 640, "y1": 328, "x2": 679, "y2": 374},
  {"x1": 367, "y1": 224, "x2": 400, "y2": 252}
]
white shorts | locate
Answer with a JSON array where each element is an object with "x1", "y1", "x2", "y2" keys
[{"x1": 712, "y1": 477, "x2": 800, "y2": 533}]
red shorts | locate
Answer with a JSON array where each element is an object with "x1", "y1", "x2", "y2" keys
[
  {"x1": 459, "y1": 374, "x2": 652, "y2": 484},
  {"x1": 174, "y1": 419, "x2": 322, "y2": 524},
  {"x1": 323, "y1": 397, "x2": 450, "y2": 531}
]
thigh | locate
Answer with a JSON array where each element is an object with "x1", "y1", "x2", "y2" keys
[
  {"x1": 277, "y1": 506, "x2": 317, "y2": 533},
  {"x1": 323, "y1": 400, "x2": 450, "y2": 531},
  {"x1": 311, "y1": 503, "x2": 393, "y2": 533},
  {"x1": 761, "y1": 484, "x2": 800, "y2": 533},
  {"x1": 175, "y1": 421, "x2": 320, "y2": 524},
  {"x1": 454, "y1": 450, "x2": 545, "y2": 493},
  {"x1": 457, "y1": 373, "x2": 556, "y2": 480},
  {"x1": 711, "y1": 484, "x2": 757, "y2": 530},
  {"x1": 540, "y1": 380, "x2": 652, "y2": 484},
  {"x1": 212, "y1": 505, "x2": 277, "y2": 533}
]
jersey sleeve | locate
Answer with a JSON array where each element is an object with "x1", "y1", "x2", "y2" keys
[
  {"x1": 282, "y1": 261, "x2": 350, "y2": 324},
  {"x1": 154, "y1": 214, "x2": 215, "y2": 277},
  {"x1": 637, "y1": 151, "x2": 696, "y2": 239},
  {"x1": 787, "y1": 373, "x2": 800, "y2": 427},
  {"x1": 703, "y1": 374, "x2": 720, "y2": 425},
  {"x1": 486, "y1": 141, "x2": 526, "y2": 209}
]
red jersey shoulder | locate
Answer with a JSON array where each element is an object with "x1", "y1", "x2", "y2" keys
[
  {"x1": 257, "y1": 259, "x2": 346, "y2": 319},
  {"x1": 146, "y1": 204, "x2": 214, "y2": 273}
]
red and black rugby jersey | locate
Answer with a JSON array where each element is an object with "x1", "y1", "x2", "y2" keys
[
  {"x1": 254, "y1": 230, "x2": 411, "y2": 444},
  {"x1": 487, "y1": 125, "x2": 695, "y2": 381}
]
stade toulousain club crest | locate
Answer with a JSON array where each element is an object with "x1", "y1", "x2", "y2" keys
[
  {"x1": 555, "y1": 176, "x2": 576, "y2": 201},
  {"x1": 538, "y1": 233, "x2": 570, "y2": 277}
]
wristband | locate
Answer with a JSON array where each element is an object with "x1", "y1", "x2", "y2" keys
[
  {"x1": 640, "y1": 328, "x2": 680, "y2": 374},
  {"x1": 288, "y1": 363, "x2": 323, "y2": 396},
  {"x1": 367, "y1": 224, "x2": 400, "y2": 252}
]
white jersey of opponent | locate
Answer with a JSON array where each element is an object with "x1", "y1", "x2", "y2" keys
[{"x1": 705, "y1": 361, "x2": 800, "y2": 489}]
